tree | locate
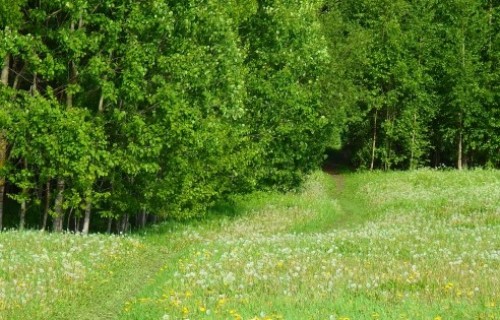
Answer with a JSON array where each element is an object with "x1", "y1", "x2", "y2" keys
[{"x1": 241, "y1": 0, "x2": 333, "y2": 187}]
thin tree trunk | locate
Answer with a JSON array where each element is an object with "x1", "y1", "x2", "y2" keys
[
  {"x1": 0, "y1": 184, "x2": 4, "y2": 231},
  {"x1": 20, "y1": 196, "x2": 26, "y2": 230},
  {"x1": 82, "y1": 195, "x2": 92, "y2": 235},
  {"x1": 458, "y1": 24, "x2": 466, "y2": 171},
  {"x1": 12, "y1": 60, "x2": 23, "y2": 90},
  {"x1": 410, "y1": 112, "x2": 417, "y2": 170},
  {"x1": 67, "y1": 21, "x2": 76, "y2": 108},
  {"x1": 458, "y1": 113, "x2": 463, "y2": 170},
  {"x1": 119, "y1": 214, "x2": 129, "y2": 234},
  {"x1": 384, "y1": 108, "x2": 390, "y2": 171},
  {"x1": 19, "y1": 159, "x2": 28, "y2": 230},
  {"x1": 107, "y1": 217, "x2": 113, "y2": 234},
  {"x1": 140, "y1": 210, "x2": 147, "y2": 229},
  {"x1": 97, "y1": 52, "x2": 112, "y2": 113},
  {"x1": 53, "y1": 179, "x2": 65, "y2": 232},
  {"x1": 1, "y1": 55, "x2": 9, "y2": 85},
  {"x1": 31, "y1": 72, "x2": 37, "y2": 95},
  {"x1": 98, "y1": 92, "x2": 105, "y2": 113},
  {"x1": 0, "y1": 54, "x2": 10, "y2": 231},
  {"x1": 42, "y1": 181, "x2": 50, "y2": 231},
  {"x1": 370, "y1": 109, "x2": 378, "y2": 171},
  {"x1": 66, "y1": 207, "x2": 73, "y2": 231}
]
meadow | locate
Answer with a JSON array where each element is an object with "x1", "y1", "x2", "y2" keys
[{"x1": 1, "y1": 170, "x2": 499, "y2": 319}]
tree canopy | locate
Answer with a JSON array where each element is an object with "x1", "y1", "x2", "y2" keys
[{"x1": 0, "y1": 0, "x2": 334, "y2": 232}]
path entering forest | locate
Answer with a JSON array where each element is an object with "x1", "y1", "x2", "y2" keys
[{"x1": 322, "y1": 158, "x2": 347, "y2": 195}]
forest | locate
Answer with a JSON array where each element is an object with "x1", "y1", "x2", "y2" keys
[{"x1": 0, "y1": 0, "x2": 499, "y2": 233}]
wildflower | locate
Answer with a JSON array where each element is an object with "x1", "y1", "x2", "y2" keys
[{"x1": 182, "y1": 306, "x2": 189, "y2": 315}]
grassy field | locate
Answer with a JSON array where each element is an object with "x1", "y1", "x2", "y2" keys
[{"x1": 0, "y1": 170, "x2": 499, "y2": 319}]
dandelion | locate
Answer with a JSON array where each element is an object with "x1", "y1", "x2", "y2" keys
[{"x1": 182, "y1": 306, "x2": 189, "y2": 315}]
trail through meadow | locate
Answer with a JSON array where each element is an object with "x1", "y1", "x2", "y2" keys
[{"x1": 1, "y1": 170, "x2": 499, "y2": 319}]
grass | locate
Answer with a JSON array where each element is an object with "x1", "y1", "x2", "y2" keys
[{"x1": 1, "y1": 169, "x2": 499, "y2": 319}]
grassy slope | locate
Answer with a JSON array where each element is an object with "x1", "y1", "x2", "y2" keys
[{"x1": 1, "y1": 170, "x2": 499, "y2": 319}]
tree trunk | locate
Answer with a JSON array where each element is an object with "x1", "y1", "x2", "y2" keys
[
  {"x1": 0, "y1": 54, "x2": 10, "y2": 231},
  {"x1": 1, "y1": 54, "x2": 9, "y2": 85},
  {"x1": 107, "y1": 217, "x2": 113, "y2": 234},
  {"x1": 410, "y1": 112, "x2": 417, "y2": 170},
  {"x1": 19, "y1": 159, "x2": 28, "y2": 230},
  {"x1": 458, "y1": 25, "x2": 465, "y2": 171},
  {"x1": 98, "y1": 92, "x2": 105, "y2": 113},
  {"x1": 370, "y1": 109, "x2": 378, "y2": 171},
  {"x1": 119, "y1": 214, "x2": 129, "y2": 234},
  {"x1": 12, "y1": 61, "x2": 23, "y2": 90},
  {"x1": 66, "y1": 207, "x2": 73, "y2": 231},
  {"x1": 31, "y1": 72, "x2": 37, "y2": 95},
  {"x1": 66, "y1": 21, "x2": 77, "y2": 108},
  {"x1": 53, "y1": 179, "x2": 65, "y2": 232},
  {"x1": 42, "y1": 181, "x2": 50, "y2": 231},
  {"x1": 458, "y1": 114, "x2": 463, "y2": 170},
  {"x1": 20, "y1": 197, "x2": 26, "y2": 230},
  {"x1": 457, "y1": 122, "x2": 463, "y2": 170},
  {"x1": 82, "y1": 195, "x2": 92, "y2": 235},
  {"x1": 140, "y1": 210, "x2": 147, "y2": 229},
  {"x1": 0, "y1": 184, "x2": 4, "y2": 231},
  {"x1": 97, "y1": 51, "x2": 112, "y2": 113}
]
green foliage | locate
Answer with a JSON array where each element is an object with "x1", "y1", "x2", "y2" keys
[
  {"x1": 241, "y1": 0, "x2": 333, "y2": 188},
  {"x1": 0, "y1": 0, "x2": 334, "y2": 231},
  {"x1": 321, "y1": 0, "x2": 500, "y2": 169}
]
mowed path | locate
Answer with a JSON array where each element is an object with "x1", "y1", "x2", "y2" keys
[{"x1": 49, "y1": 171, "x2": 359, "y2": 320}]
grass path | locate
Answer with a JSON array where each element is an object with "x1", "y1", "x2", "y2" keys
[
  {"x1": 47, "y1": 243, "x2": 173, "y2": 320},
  {"x1": 42, "y1": 229, "x2": 205, "y2": 320},
  {"x1": 47, "y1": 171, "x2": 355, "y2": 319}
]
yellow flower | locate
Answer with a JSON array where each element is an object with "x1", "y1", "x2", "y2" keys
[
  {"x1": 182, "y1": 306, "x2": 189, "y2": 315},
  {"x1": 444, "y1": 282, "x2": 454, "y2": 291},
  {"x1": 485, "y1": 301, "x2": 496, "y2": 308},
  {"x1": 434, "y1": 316, "x2": 442, "y2": 320},
  {"x1": 217, "y1": 297, "x2": 227, "y2": 307},
  {"x1": 199, "y1": 305, "x2": 207, "y2": 312}
]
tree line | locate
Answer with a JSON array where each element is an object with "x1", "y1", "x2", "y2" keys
[
  {"x1": 0, "y1": 0, "x2": 332, "y2": 232},
  {"x1": 1, "y1": 0, "x2": 498, "y2": 233},
  {"x1": 321, "y1": 0, "x2": 499, "y2": 170}
]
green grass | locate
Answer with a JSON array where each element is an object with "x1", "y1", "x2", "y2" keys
[{"x1": 1, "y1": 169, "x2": 499, "y2": 319}]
